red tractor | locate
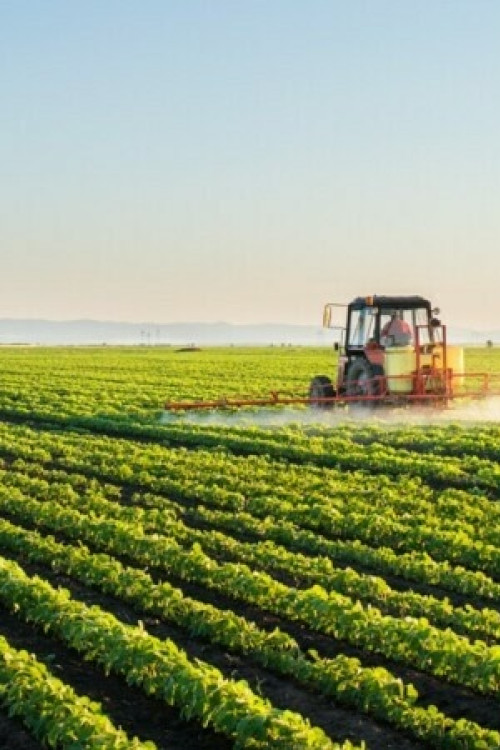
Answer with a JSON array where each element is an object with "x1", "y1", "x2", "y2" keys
[{"x1": 309, "y1": 294, "x2": 460, "y2": 407}]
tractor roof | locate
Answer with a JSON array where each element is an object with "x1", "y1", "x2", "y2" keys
[{"x1": 349, "y1": 295, "x2": 431, "y2": 310}]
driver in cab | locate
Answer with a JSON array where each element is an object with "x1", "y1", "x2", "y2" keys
[{"x1": 381, "y1": 312, "x2": 413, "y2": 347}]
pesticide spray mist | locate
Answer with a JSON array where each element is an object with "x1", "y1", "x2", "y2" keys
[{"x1": 160, "y1": 397, "x2": 500, "y2": 430}]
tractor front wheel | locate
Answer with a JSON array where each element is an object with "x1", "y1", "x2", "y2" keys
[
  {"x1": 309, "y1": 375, "x2": 335, "y2": 408},
  {"x1": 345, "y1": 359, "x2": 385, "y2": 406}
]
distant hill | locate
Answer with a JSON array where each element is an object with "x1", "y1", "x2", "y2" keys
[
  {"x1": 0, "y1": 319, "x2": 326, "y2": 345},
  {"x1": 0, "y1": 319, "x2": 496, "y2": 346}
]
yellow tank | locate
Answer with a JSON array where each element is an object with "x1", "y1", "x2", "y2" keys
[
  {"x1": 385, "y1": 344, "x2": 465, "y2": 395},
  {"x1": 446, "y1": 346, "x2": 465, "y2": 388},
  {"x1": 419, "y1": 345, "x2": 443, "y2": 371},
  {"x1": 418, "y1": 345, "x2": 464, "y2": 380},
  {"x1": 384, "y1": 346, "x2": 415, "y2": 393}
]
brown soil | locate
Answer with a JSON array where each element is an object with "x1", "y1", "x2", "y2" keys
[{"x1": 0, "y1": 711, "x2": 43, "y2": 750}]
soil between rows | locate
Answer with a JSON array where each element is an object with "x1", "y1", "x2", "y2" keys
[{"x1": 0, "y1": 710, "x2": 43, "y2": 750}]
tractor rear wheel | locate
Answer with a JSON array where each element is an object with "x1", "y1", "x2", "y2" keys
[
  {"x1": 345, "y1": 359, "x2": 385, "y2": 407},
  {"x1": 309, "y1": 375, "x2": 335, "y2": 408}
]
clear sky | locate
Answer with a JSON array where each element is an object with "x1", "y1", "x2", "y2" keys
[{"x1": 1, "y1": 1, "x2": 499, "y2": 329}]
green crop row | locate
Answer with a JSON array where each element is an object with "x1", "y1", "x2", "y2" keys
[
  {"x1": 1, "y1": 516, "x2": 499, "y2": 749},
  {"x1": 0, "y1": 555, "x2": 347, "y2": 750},
  {"x1": 10, "y1": 468, "x2": 497, "y2": 645},
  {"x1": 7, "y1": 454, "x2": 500, "y2": 604},
  {"x1": 16, "y1": 405, "x2": 500, "y2": 495},
  {"x1": 178, "y1": 502, "x2": 500, "y2": 601},
  {"x1": 0, "y1": 635, "x2": 155, "y2": 749},
  {"x1": 0, "y1": 420, "x2": 498, "y2": 578},
  {"x1": 2, "y1": 486, "x2": 499, "y2": 697},
  {"x1": 0, "y1": 346, "x2": 327, "y2": 422},
  {"x1": 347, "y1": 422, "x2": 500, "y2": 463}
]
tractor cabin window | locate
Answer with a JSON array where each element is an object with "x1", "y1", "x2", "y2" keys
[
  {"x1": 379, "y1": 308, "x2": 431, "y2": 348},
  {"x1": 348, "y1": 308, "x2": 376, "y2": 347}
]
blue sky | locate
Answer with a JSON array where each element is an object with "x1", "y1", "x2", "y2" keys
[{"x1": 1, "y1": 1, "x2": 499, "y2": 328}]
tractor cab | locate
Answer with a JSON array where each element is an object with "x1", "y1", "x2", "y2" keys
[{"x1": 345, "y1": 296, "x2": 437, "y2": 353}]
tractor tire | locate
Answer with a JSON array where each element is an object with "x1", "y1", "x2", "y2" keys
[
  {"x1": 345, "y1": 359, "x2": 385, "y2": 408},
  {"x1": 309, "y1": 375, "x2": 336, "y2": 408}
]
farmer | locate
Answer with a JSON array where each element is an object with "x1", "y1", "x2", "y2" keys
[{"x1": 381, "y1": 312, "x2": 413, "y2": 347}]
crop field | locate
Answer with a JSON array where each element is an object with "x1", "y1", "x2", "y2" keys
[{"x1": 1, "y1": 345, "x2": 500, "y2": 749}]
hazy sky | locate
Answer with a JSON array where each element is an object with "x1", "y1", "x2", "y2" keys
[{"x1": 1, "y1": 1, "x2": 499, "y2": 329}]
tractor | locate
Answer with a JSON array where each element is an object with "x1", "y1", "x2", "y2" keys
[{"x1": 309, "y1": 294, "x2": 459, "y2": 407}]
